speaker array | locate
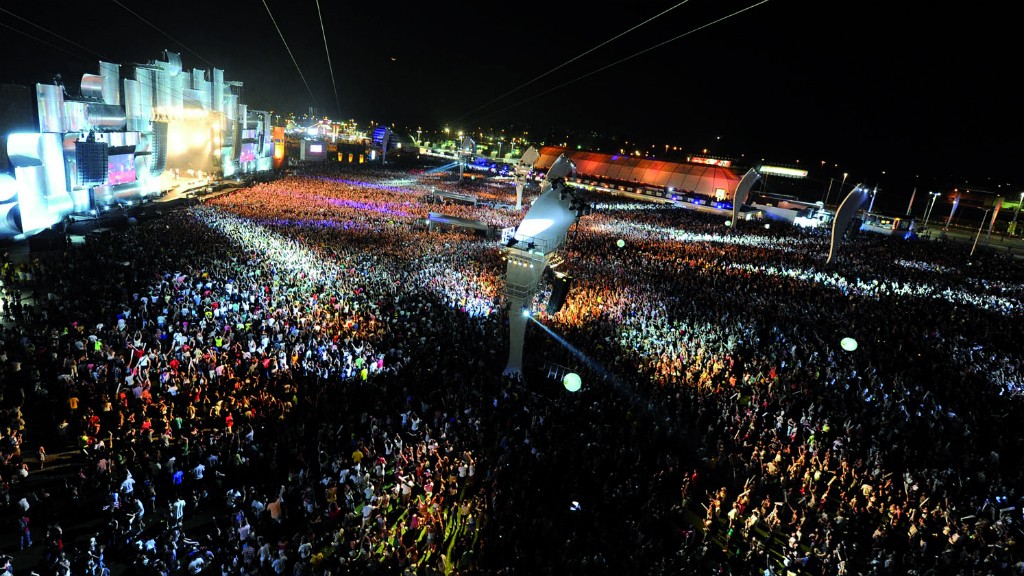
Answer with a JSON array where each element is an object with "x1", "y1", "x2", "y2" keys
[
  {"x1": 76, "y1": 140, "x2": 109, "y2": 185},
  {"x1": 548, "y1": 275, "x2": 573, "y2": 314}
]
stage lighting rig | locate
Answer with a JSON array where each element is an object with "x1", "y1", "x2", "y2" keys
[{"x1": 560, "y1": 183, "x2": 592, "y2": 218}]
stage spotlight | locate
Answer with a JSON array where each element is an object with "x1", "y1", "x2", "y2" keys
[
  {"x1": 527, "y1": 241, "x2": 536, "y2": 250},
  {"x1": 522, "y1": 307, "x2": 532, "y2": 318}
]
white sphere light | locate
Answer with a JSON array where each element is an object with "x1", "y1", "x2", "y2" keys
[
  {"x1": 563, "y1": 372, "x2": 582, "y2": 392},
  {"x1": 840, "y1": 337, "x2": 858, "y2": 352},
  {"x1": 616, "y1": 239, "x2": 626, "y2": 248},
  {"x1": 724, "y1": 220, "x2": 732, "y2": 227}
]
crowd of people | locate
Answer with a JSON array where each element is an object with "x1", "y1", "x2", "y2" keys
[{"x1": 1, "y1": 160, "x2": 1022, "y2": 576}]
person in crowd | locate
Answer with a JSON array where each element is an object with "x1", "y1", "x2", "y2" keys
[{"x1": 1, "y1": 162, "x2": 1021, "y2": 576}]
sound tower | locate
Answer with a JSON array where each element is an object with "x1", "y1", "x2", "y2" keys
[
  {"x1": 548, "y1": 275, "x2": 572, "y2": 314},
  {"x1": 151, "y1": 122, "x2": 168, "y2": 173},
  {"x1": 76, "y1": 140, "x2": 109, "y2": 185}
]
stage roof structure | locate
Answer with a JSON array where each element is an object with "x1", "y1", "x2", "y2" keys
[
  {"x1": 427, "y1": 211, "x2": 488, "y2": 232},
  {"x1": 536, "y1": 146, "x2": 741, "y2": 197},
  {"x1": 428, "y1": 190, "x2": 477, "y2": 205}
]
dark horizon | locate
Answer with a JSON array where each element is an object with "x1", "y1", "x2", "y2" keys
[{"x1": 2, "y1": 1, "x2": 1021, "y2": 211}]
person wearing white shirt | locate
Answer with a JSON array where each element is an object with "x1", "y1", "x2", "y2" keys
[
  {"x1": 172, "y1": 497, "x2": 185, "y2": 527},
  {"x1": 121, "y1": 472, "x2": 136, "y2": 495},
  {"x1": 133, "y1": 497, "x2": 145, "y2": 530},
  {"x1": 237, "y1": 516, "x2": 251, "y2": 542}
]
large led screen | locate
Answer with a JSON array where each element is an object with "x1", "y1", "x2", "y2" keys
[{"x1": 165, "y1": 117, "x2": 216, "y2": 173}]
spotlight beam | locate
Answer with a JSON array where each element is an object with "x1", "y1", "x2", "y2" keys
[
  {"x1": 527, "y1": 316, "x2": 621, "y2": 390},
  {"x1": 527, "y1": 316, "x2": 696, "y2": 448}
]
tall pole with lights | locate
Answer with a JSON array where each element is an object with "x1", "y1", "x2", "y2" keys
[
  {"x1": 923, "y1": 191, "x2": 940, "y2": 228},
  {"x1": 971, "y1": 208, "x2": 991, "y2": 258},
  {"x1": 826, "y1": 172, "x2": 848, "y2": 207}
]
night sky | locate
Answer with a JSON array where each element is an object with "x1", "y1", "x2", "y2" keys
[{"x1": 1, "y1": 1, "x2": 1020, "y2": 210}]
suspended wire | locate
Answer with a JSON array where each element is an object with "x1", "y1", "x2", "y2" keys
[
  {"x1": 314, "y1": 0, "x2": 341, "y2": 117},
  {"x1": 262, "y1": 0, "x2": 318, "y2": 108},
  {"x1": 0, "y1": 19, "x2": 95, "y2": 67},
  {"x1": 0, "y1": 6, "x2": 107, "y2": 61},
  {"x1": 0, "y1": 6, "x2": 216, "y2": 111},
  {"x1": 0, "y1": 6, "x2": 218, "y2": 109},
  {"x1": 0, "y1": 13, "x2": 233, "y2": 124},
  {"x1": 0, "y1": 9, "x2": 181, "y2": 104},
  {"x1": 454, "y1": 0, "x2": 693, "y2": 123},
  {"x1": 0, "y1": 6, "x2": 265, "y2": 139},
  {"x1": 111, "y1": 0, "x2": 215, "y2": 68},
  {"x1": 468, "y1": 0, "x2": 772, "y2": 125},
  {"x1": 0, "y1": 17, "x2": 235, "y2": 124}
]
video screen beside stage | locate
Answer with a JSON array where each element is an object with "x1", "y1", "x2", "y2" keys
[
  {"x1": 240, "y1": 142, "x2": 256, "y2": 163},
  {"x1": 107, "y1": 146, "x2": 137, "y2": 185}
]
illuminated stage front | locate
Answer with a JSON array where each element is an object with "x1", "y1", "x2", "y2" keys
[
  {"x1": 0, "y1": 51, "x2": 274, "y2": 241},
  {"x1": 166, "y1": 116, "x2": 218, "y2": 175}
]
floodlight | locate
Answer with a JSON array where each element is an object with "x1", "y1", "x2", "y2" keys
[{"x1": 563, "y1": 372, "x2": 582, "y2": 392}]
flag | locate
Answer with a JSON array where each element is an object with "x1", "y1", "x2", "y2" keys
[
  {"x1": 827, "y1": 185, "x2": 869, "y2": 266},
  {"x1": 731, "y1": 168, "x2": 760, "y2": 228},
  {"x1": 988, "y1": 197, "x2": 1002, "y2": 235},
  {"x1": 945, "y1": 192, "x2": 961, "y2": 229}
]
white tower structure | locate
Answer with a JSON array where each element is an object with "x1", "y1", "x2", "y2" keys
[
  {"x1": 458, "y1": 136, "x2": 475, "y2": 182},
  {"x1": 513, "y1": 146, "x2": 540, "y2": 211},
  {"x1": 503, "y1": 153, "x2": 586, "y2": 377}
]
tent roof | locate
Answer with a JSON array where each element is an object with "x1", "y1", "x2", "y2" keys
[{"x1": 535, "y1": 146, "x2": 741, "y2": 196}]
